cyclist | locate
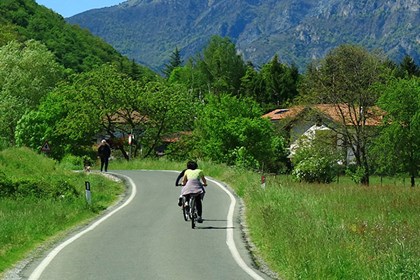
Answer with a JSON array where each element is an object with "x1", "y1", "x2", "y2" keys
[{"x1": 177, "y1": 161, "x2": 207, "y2": 223}]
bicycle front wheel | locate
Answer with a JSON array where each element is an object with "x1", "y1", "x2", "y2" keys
[{"x1": 182, "y1": 197, "x2": 189, "y2": 221}]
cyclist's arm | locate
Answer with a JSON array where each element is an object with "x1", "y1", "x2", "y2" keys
[
  {"x1": 182, "y1": 174, "x2": 188, "y2": 186},
  {"x1": 175, "y1": 169, "x2": 186, "y2": 186},
  {"x1": 201, "y1": 175, "x2": 207, "y2": 186}
]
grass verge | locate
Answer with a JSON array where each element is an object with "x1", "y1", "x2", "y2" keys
[{"x1": 0, "y1": 148, "x2": 124, "y2": 276}]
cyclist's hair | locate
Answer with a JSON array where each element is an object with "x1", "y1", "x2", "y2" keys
[{"x1": 187, "y1": 160, "x2": 198, "y2": 170}]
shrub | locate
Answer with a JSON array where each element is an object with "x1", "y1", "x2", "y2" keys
[
  {"x1": 292, "y1": 155, "x2": 336, "y2": 183},
  {"x1": 0, "y1": 173, "x2": 16, "y2": 196},
  {"x1": 59, "y1": 154, "x2": 84, "y2": 170},
  {"x1": 231, "y1": 146, "x2": 260, "y2": 170},
  {"x1": 345, "y1": 165, "x2": 366, "y2": 184},
  {"x1": 291, "y1": 130, "x2": 341, "y2": 183}
]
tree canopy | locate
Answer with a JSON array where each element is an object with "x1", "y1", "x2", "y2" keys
[
  {"x1": 299, "y1": 44, "x2": 390, "y2": 185},
  {"x1": 0, "y1": 40, "x2": 64, "y2": 145},
  {"x1": 372, "y1": 77, "x2": 420, "y2": 186}
]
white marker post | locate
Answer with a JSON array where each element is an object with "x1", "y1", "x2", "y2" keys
[
  {"x1": 261, "y1": 175, "x2": 266, "y2": 189},
  {"x1": 85, "y1": 181, "x2": 91, "y2": 205}
]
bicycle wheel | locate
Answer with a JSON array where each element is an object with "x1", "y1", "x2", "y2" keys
[
  {"x1": 182, "y1": 197, "x2": 189, "y2": 221},
  {"x1": 190, "y1": 196, "x2": 196, "y2": 229}
]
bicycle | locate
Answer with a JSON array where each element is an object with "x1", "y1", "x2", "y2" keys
[
  {"x1": 180, "y1": 193, "x2": 201, "y2": 229},
  {"x1": 188, "y1": 193, "x2": 200, "y2": 229}
]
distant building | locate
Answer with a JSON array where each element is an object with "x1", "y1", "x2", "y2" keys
[{"x1": 263, "y1": 104, "x2": 383, "y2": 164}]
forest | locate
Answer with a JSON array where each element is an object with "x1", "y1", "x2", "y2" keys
[{"x1": 0, "y1": 0, "x2": 419, "y2": 187}]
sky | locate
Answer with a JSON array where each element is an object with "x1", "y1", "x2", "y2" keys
[{"x1": 35, "y1": 0, "x2": 125, "y2": 18}]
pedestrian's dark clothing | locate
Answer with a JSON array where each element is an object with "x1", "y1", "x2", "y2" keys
[{"x1": 98, "y1": 141, "x2": 111, "y2": 172}]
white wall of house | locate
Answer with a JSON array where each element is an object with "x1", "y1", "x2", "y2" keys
[{"x1": 288, "y1": 122, "x2": 356, "y2": 164}]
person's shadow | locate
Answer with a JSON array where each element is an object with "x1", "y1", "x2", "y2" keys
[{"x1": 195, "y1": 218, "x2": 234, "y2": 230}]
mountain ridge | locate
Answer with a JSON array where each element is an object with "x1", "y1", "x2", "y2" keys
[{"x1": 67, "y1": 0, "x2": 420, "y2": 72}]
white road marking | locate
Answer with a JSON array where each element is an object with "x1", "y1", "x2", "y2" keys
[
  {"x1": 28, "y1": 174, "x2": 137, "y2": 280},
  {"x1": 29, "y1": 171, "x2": 264, "y2": 280},
  {"x1": 209, "y1": 178, "x2": 265, "y2": 280}
]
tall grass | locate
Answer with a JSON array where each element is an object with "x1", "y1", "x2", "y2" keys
[
  {"x1": 245, "y1": 176, "x2": 420, "y2": 279},
  {"x1": 0, "y1": 148, "x2": 124, "y2": 275}
]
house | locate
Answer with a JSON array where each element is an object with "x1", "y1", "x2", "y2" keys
[{"x1": 263, "y1": 104, "x2": 383, "y2": 163}]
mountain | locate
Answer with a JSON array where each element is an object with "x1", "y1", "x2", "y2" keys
[{"x1": 67, "y1": 0, "x2": 420, "y2": 72}]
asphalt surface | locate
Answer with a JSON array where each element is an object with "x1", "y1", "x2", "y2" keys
[{"x1": 15, "y1": 170, "x2": 273, "y2": 280}]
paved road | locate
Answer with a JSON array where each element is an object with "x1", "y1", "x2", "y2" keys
[{"x1": 21, "y1": 170, "x2": 272, "y2": 280}]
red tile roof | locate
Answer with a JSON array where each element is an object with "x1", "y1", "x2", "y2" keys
[{"x1": 263, "y1": 104, "x2": 383, "y2": 126}]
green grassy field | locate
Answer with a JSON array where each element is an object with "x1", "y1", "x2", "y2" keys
[
  {"x1": 0, "y1": 148, "x2": 124, "y2": 275},
  {"x1": 1, "y1": 151, "x2": 419, "y2": 279}
]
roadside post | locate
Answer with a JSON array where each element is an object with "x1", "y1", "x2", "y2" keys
[
  {"x1": 85, "y1": 181, "x2": 91, "y2": 205},
  {"x1": 128, "y1": 132, "x2": 134, "y2": 160},
  {"x1": 261, "y1": 175, "x2": 266, "y2": 189}
]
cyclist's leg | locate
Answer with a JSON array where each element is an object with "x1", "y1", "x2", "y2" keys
[
  {"x1": 196, "y1": 197, "x2": 202, "y2": 217},
  {"x1": 195, "y1": 194, "x2": 203, "y2": 223},
  {"x1": 184, "y1": 194, "x2": 190, "y2": 206}
]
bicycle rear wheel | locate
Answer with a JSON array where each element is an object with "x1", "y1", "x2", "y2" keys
[{"x1": 190, "y1": 196, "x2": 196, "y2": 229}]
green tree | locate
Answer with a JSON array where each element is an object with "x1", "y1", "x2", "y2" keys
[
  {"x1": 240, "y1": 64, "x2": 265, "y2": 101},
  {"x1": 134, "y1": 81, "x2": 198, "y2": 158},
  {"x1": 193, "y1": 93, "x2": 286, "y2": 171},
  {"x1": 15, "y1": 87, "x2": 76, "y2": 159},
  {"x1": 0, "y1": 40, "x2": 64, "y2": 145},
  {"x1": 163, "y1": 47, "x2": 182, "y2": 78},
  {"x1": 396, "y1": 55, "x2": 420, "y2": 78},
  {"x1": 17, "y1": 64, "x2": 197, "y2": 160},
  {"x1": 17, "y1": 64, "x2": 139, "y2": 159},
  {"x1": 299, "y1": 44, "x2": 390, "y2": 185},
  {"x1": 372, "y1": 77, "x2": 420, "y2": 186},
  {"x1": 260, "y1": 55, "x2": 300, "y2": 107},
  {"x1": 195, "y1": 36, "x2": 246, "y2": 96}
]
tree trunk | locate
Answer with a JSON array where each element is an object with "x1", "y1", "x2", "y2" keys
[
  {"x1": 118, "y1": 145, "x2": 129, "y2": 161},
  {"x1": 361, "y1": 172, "x2": 369, "y2": 186}
]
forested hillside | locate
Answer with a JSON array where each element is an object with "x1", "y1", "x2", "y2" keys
[
  {"x1": 67, "y1": 0, "x2": 420, "y2": 72},
  {"x1": 0, "y1": 0, "x2": 153, "y2": 76}
]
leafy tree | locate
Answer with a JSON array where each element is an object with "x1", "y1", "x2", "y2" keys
[
  {"x1": 15, "y1": 87, "x2": 75, "y2": 159},
  {"x1": 0, "y1": 40, "x2": 64, "y2": 145},
  {"x1": 134, "y1": 81, "x2": 198, "y2": 158},
  {"x1": 299, "y1": 44, "x2": 390, "y2": 185},
  {"x1": 193, "y1": 93, "x2": 286, "y2": 172},
  {"x1": 259, "y1": 54, "x2": 300, "y2": 107},
  {"x1": 17, "y1": 64, "x2": 197, "y2": 160},
  {"x1": 372, "y1": 77, "x2": 420, "y2": 186},
  {"x1": 240, "y1": 64, "x2": 265, "y2": 101},
  {"x1": 0, "y1": 23, "x2": 21, "y2": 46},
  {"x1": 195, "y1": 36, "x2": 246, "y2": 96}
]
